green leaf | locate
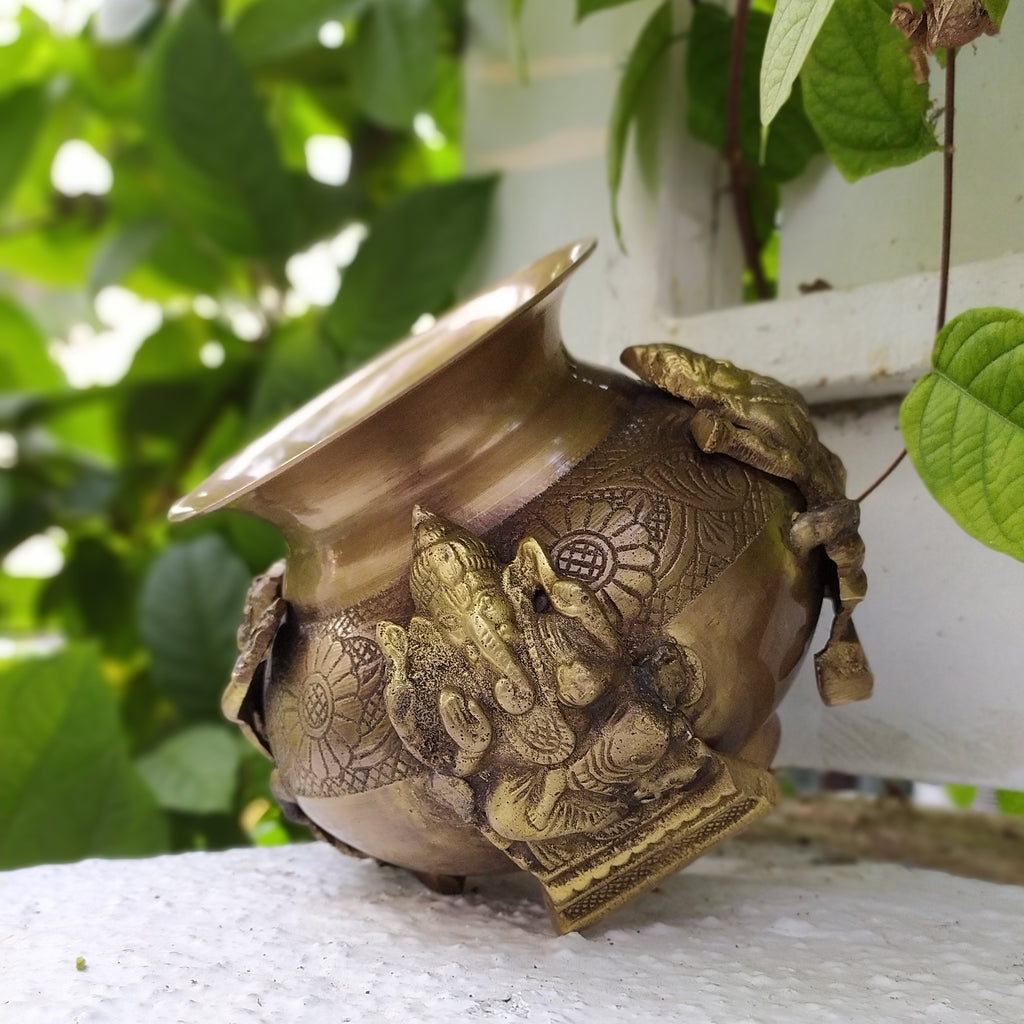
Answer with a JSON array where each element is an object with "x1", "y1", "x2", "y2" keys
[
  {"x1": 350, "y1": 0, "x2": 442, "y2": 130},
  {"x1": 901, "y1": 308, "x2": 1024, "y2": 562},
  {"x1": 232, "y1": 0, "x2": 365, "y2": 65},
  {"x1": 608, "y1": 1, "x2": 672, "y2": 246},
  {"x1": 0, "y1": 474, "x2": 51, "y2": 557},
  {"x1": 122, "y1": 315, "x2": 247, "y2": 385},
  {"x1": 0, "y1": 647, "x2": 169, "y2": 869},
  {"x1": 0, "y1": 573, "x2": 45, "y2": 635},
  {"x1": 0, "y1": 84, "x2": 46, "y2": 207},
  {"x1": 136, "y1": 723, "x2": 243, "y2": 813},
  {"x1": 801, "y1": 0, "x2": 940, "y2": 181},
  {"x1": 88, "y1": 219, "x2": 165, "y2": 295},
  {"x1": 996, "y1": 789, "x2": 1024, "y2": 815},
  {"x1": 38, "y1": 535, "x2": 139, "y2": 655},
  {"x1": 686, "y1": 5, "x2": 747, "y2": 150},
  {"x1": 945, "y1": 783, "x2": 977, "y2": 809},
  {"x1": 323, "y1": 175, "x2": 497, "y2": 362},
  {"x1": 986, "y1": 0, "x2": 1009, "y2": 28},
  {"x1": 760, "y1": 0, "x2": 835, "y2": 129},
  {"x1": 760, "y1": 79, "x2": 821, "y2": 182},
  {"x1": 145, "y1": 2, "x2": 295, "y2": 258},
  {"x1": 138, "y1": 534, "x2": 252, "y2": 718},
  {"x1": 576, "y1": 0, "x2": 645, "y2": 18},
  {"x1": 0, "y1": 296, "x2": 64, "y2": 393},
  {"x1": 290, "y1": 173, "x2": 366, "y2": 251},
  {"x1": 146, "y1": 226, "x2": 231, "y2": 298},
  {"x1": 247, "y1": 316, "x2": 345, "y2": 432},
  {"x1": 113, "y1": 318, "x2": 255, "y2": 471},
  {"x1": 686, "y1": 4, "x2": 821, "y2": 183},
  {"x1": 0, "y1": 219, "x2": 99, "y2": 288},
  {"x1": 0, "y1": 10, "x2": 59, "y2": 95},
  {"x1": 0, "y1": 436, "x2": 118, "y2": 556}
]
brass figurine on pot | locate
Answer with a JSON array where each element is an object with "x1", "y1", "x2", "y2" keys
[{"x1": 171, "y1": 240, "x2": 871, "y2": 933}]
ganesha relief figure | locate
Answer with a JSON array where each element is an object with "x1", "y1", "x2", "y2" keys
[
  {"x1": 172, "y1": 240, "x2": 871, "y2": 933},
  {"x1": 376, "y1": 508, "x2": 782, "y2": 930}
]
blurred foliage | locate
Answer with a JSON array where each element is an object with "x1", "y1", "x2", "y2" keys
[{"x1": 0, "y1": 0, "x2": 495, "y2": 869}]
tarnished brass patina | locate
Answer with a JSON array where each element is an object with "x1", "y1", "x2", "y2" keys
[{"x1": 171, "y1": 239, "x2": 871, "y2": 932}]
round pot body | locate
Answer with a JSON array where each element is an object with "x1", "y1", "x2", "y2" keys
[{"x1": 173, "y1": 240, "x2": 844, "y2": 920}]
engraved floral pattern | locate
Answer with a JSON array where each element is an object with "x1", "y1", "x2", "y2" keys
[
  {"x1": 278, "y1": 637, "x2": 361, "y2": 783},
  {"x1": 532, "y1": 496, "x2": 660, "y2": 627}
]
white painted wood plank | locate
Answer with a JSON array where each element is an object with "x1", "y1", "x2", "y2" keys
[
  {"x1": 778, "y1": 402, "x2": 1024, "y2": 790},
  {"x1": 635, "y1": 253, "x2": 1024, "y2": 403}
]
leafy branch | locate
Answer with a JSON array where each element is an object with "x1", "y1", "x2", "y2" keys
[
  {"x1": 605, "y1": 0, "x2": 1021, "y2": 562},
  {"x1": 768, "y1": 0, "x2": 1022, "y2": 560},
  {"x1": 726, "y1": 0, "x2": 772, "y2": 299}
]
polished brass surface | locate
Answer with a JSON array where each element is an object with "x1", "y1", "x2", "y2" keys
[
  {"x1": 177, "y1": 239, "x2": 872, "y2": 931},
  {"x1": 621, "y1": 344, "x2": 872, "y2": 707}
]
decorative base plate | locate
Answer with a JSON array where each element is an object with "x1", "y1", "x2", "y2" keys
[{"x1": 493, "y1": 752, "x2": 779, "y2": 933}]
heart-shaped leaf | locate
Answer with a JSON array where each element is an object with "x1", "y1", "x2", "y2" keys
[
  {"x1": 801, "y1": 0, "x2": 939, "y2": 180},
  {"x1": 901, "y1": 307, "x2": 1024, "y2": 562}
]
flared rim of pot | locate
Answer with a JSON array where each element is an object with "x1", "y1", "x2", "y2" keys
[{"x1": 169, "y1": 237, "x2": 597, "y2": 522}]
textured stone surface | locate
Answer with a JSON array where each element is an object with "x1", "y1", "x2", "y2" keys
[{"x1": 3, "y1": 842, "x2": 1022, "y2": 1023}]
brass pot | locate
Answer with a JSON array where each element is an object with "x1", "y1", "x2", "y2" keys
[{"x1": 172, "y1": 239, "x2": 871, "y2": 931}]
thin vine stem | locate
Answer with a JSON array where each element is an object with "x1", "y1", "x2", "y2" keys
[
  {"x1": 725, "y1": 0, "x2": 771, "y2": 300},
  {"x1": 858, "y1": 48, "x2": 958, "y2": 504},
  {"x1": 855, "y1": 449, "x2": 908, "y2": 504},
  {"x1": 936, "y1": 46, "x2": 957, "y2": 335}
]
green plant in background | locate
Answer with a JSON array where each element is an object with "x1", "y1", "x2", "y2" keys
[{"x1": 0, "y1": 0, "x2": 495, "y2": 869}]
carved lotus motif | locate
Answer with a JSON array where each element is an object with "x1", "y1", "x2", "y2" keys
[
  {"x1": 534, "y1": 497, "x2": 660, "y2": 628},
  {"x1": 276, "y1": 637, "x2": 361, "y2": 781}
]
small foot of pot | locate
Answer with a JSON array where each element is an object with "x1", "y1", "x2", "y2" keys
[{"x1": 411, "y1": 871, "x2": 466, "y2": 895}]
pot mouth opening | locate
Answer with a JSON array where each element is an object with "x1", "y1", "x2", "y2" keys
[{"x1": 170, "y1": 237, "x2": 596, "y2": 522}]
